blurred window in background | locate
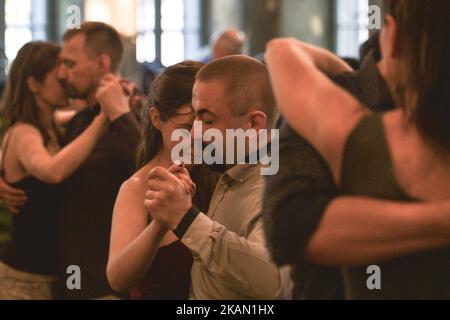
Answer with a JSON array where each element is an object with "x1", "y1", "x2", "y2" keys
[
  {"x1": 137, "y1": 0, "x2": 156, "y2": 63},
  {"x1": 335, "y1": 0, "x2": 369, "y2": 58},
  {"x1": 137, "y1": 0, "x2": 200, "y2": 66},
  {"x1": 161, "y1": 0, "x2": 185, "y2": 66},
  {"x1": 5, "y1": 0, "x2": 47, "y2": 68}
]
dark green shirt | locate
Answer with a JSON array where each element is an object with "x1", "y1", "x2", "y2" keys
[{"x1": 341, "y1": 115, "x2": 450, "y2": 300}]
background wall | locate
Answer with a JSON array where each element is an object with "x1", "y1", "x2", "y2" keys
[{"x1": 281, "y1": 0, "x2": 334, "y2": 49}]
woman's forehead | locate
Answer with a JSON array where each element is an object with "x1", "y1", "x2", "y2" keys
[{"x1": 177, "y1": 104, "x2": 194, "y2": 114}]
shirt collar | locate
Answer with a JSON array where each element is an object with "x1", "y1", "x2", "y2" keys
[{"x1": 221, "y1": 164, "x2": 262, "y2": 187}]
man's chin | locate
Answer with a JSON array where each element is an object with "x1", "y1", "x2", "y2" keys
[{"x1": 63, "y1": 87, "x2": 89, "y2": 100}]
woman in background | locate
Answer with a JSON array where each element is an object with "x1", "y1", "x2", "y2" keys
[
  {"x1": 107, "y1": 61, "x2": 218, "y2": 300},
  {"x1": 266, "y1": 0, "x2": 450, "y2": 299},
  {"x1": 0, "y1": 42, "x2": 107, "y2": 300}
]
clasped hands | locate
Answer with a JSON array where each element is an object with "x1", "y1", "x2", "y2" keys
[
  {"x1": 95, "y1": 74, "x2": 135, "y2": 122},
  {"x1": 144, "y1": 163, "x2": 196, "y2": 231}
]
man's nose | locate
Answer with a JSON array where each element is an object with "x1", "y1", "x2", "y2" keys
[{"x1": 57, "y1": 66, "x2": 68, "y2": 80}]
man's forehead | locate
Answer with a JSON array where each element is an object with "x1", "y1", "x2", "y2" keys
[
  {"x1": 192, "y1": 80, "x2": 229, "y2": 116},
  {"x1": 61, "y1": 34, "x2": 86, "y2": 57},
  {"x1": 193, "y1": 80, "x2": 226, "y2": 107},
  {"x1": 195, "y1": 79, "x2": 226, "y2": 91}
]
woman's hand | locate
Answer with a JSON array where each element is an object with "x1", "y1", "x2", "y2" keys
[{"x1": 168, "y1": 163, "x2": 197, "y2": 197}]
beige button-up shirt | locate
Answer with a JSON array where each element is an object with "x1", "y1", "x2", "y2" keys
[{"x1": 182, "y1": 164, "x2": 293, "y2": 300}]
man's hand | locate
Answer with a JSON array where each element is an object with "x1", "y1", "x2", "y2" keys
[
  {"x1": 168, "y1": 163, "x2": 196, "y2": 196},
  {"x1": 144, "y1": 167, "x2": 193, "y2": 230},
  {"x1": 96, "y1": 74, "x2": 130, "y2": 122},
  {"x1": 0, "y1": 177, "x2": 27, "y2": 214}
]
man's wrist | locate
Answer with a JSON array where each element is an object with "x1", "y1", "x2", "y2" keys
[
  {"x1": 173, "y1": 206, "x2": 200, "y2": 239},
  {"x1": 107, "y1": 106, "x2": 130, "y2": 122}
]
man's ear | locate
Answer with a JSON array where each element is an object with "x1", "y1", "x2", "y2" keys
[
  {"x1": 383, "y1": 14, "x2": 400, "y2": 59},
  {"x1": 27, "y1": 76, "x2": 40, "y2": 94},
  {"x1": 149, "y1": 107, "x2": 163, "y2": 130},
  {"x1": 249, "y1": 110, "x2": 267, "y2": 131},
  {"x1": 97, "y1": 54, "x2": 112, "y2": 74}
]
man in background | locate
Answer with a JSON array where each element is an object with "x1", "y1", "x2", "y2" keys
[
  {"x1": 0, "y1": 22, "x2": 142, "y2": 299},
  {"x1": 204, "y1": 29, "x2": 247, "y2": 62}
]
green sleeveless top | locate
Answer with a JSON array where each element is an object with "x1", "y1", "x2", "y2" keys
[{"x1": 341, "y1": 115, "x2": 450, "y2": 300}]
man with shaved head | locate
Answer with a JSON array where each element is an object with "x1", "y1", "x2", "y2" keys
[
  {"x1": 144, "y1": 55, "x2": 292, "y2": 300},
  {"x1": 211, "y1": 29, "x2": 247, "y2": 60}
]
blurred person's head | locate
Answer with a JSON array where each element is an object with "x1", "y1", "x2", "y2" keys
[
  {"x1": 193, "y1": 55, "x2": 277, "y2": 169},
  {"x1": 58, "y1": 22, "x2": 124, "y2": 103},
  {"x1": 381, "y1": 0, "x2": 450, "y2": 153},
  {"x1": 2, "y1": 42, "x2": 67, "y2": 145},
  {"x1": 136, "y1": 61, "x2": 204, "y2": 168},
  {"x1": 211, "y1": 29, "x2": 246, "y2": 60}
]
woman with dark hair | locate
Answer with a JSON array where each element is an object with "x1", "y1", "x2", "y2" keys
[
  {"x1": 0, "y1": 42, "x2": 107, "y2": 299},
  {"x1": 266, "y1": 0, "x2": 450, "y2": 299},
  {"x1": 107, "y1": 61, "x2": 217, "y2": 300}
]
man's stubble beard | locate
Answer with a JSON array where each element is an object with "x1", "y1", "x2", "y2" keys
[{"x1": 62, "y1": 71, "x2": 101, "y2": 102}]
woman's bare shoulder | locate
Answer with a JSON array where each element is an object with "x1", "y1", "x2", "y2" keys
[
  {"x1": 2, "y1": 124, "x2": 42, "y2": 158},
  {"x1": 120, "y1": 164, "x2": 153, "y2": 195},
  {"x1": 114, "y1": 168, "x2": 150, "y2": 216},
  {"x1": 7, "y1": 123, "x2": 41, "y2": 143}
]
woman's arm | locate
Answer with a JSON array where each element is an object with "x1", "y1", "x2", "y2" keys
[
  {"x1": 107, "y1": 178, "x2": 168, "y2": 294},
  {"x1": 298, "y1": 41, "x2": 354, "y2": 76},
  {"x1": 305, "y1": 197, "x2": 450, "y2": 266},
  {"x1": 13, "y1": 114, "x2": 108, "y2": 184},
  {"x1": 266, "y1": 38, "x2": 369, "y2": 182}
]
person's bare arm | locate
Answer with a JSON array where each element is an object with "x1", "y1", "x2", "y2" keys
[
  {"x1": 266, "y1": 38, "x2": 369, "y2": 182},
  {"x1": 298, "y1": 41, "x2": 354, "y2": 76},
  {"x1": 306, "y1": 197, "x2": 450, "y2": 266},
  {"x1": 107, "y1": 178, "x2": 168, "y2": 294},
  {"x1": 14, "y1": 114, "x2": 107, "y2": 184}
]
